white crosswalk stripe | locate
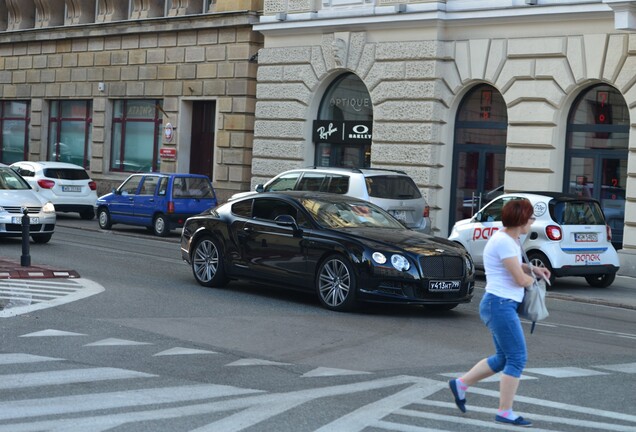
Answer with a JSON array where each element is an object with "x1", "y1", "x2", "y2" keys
[{"x1": 0, "y1": 279, "x2": 103, "y2": 317}]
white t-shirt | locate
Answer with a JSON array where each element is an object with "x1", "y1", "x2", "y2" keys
[{"x1": 483, "y1": 229, "x2": 525, "y2": 302}]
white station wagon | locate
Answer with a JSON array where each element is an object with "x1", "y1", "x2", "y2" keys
[{"x1": 449, "y1": 192, "x2": 620, "y2": 288}]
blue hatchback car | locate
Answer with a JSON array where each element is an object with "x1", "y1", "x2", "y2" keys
[{"x1": 95, "y1": 173, "x2": 217, "y2": 236}]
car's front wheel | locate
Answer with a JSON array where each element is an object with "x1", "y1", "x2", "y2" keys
[
  {"x1": 153, "y1": 214, "x2": 169, "y2": 237},
  {"x1": 31, "y1": 234, "x2": 52, "y2": 244},
  {"x1": 585, "y1": 273, "x2": 615, "y2": 288},
  {"x1": 191, "y1": 236, "x2": 228, "y2": 288},
  {"x1": 316, "y1": 255, "x2": 357, "y2": 312},
  {"x1": 526, "y1": 251, "x2": 555, "y2": 287},
  {"x1": 97, "y1": 208, "x2": 112, "y2": 229}
]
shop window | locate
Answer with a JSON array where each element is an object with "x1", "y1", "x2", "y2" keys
[
  {"x1": 111, "y1": 100, "x2": 163, "y2": 173},
  {"x1": 48, "y1": 100, "x2": 92, "y2": 169},
  {"x1": 0, "y1": 101, "x2": 30, "y2": 165},
  {"x1": 313, "y1": 73, "x2": 373, "y2": 168}
]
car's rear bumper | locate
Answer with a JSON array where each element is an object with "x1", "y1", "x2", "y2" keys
[
  {"x1": 553, "y1": 264, "x2": 619, "y2": 278},
  {"x1": 54, "y1": 204, "x2": 95, "y2": 213}
]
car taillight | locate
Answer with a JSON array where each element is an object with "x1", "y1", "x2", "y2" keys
[
  {"x1": 168, "y1": 201, "x2": 174, "y2": 214},
  {"x1": 423, "y1": 205, "x2": 430, "y2": 218},
  {"x1": 545, "y1": 225, "x2": 562, "y2": 241},
  {"x1": 606, "y1": 224, "x2": 612, "y2": 241},
  {"x1": 88, "y1": 181, "x2": 97, "y2": 191},
  {"x1": 37, "y1": 179, "x2": 55, "y2": 189}
]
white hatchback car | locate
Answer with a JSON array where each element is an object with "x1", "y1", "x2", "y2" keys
[
  {"x1": 230, "y1": 167, "x2": 432, "y2": 234},
  {"x1": 11, "y1": 161, "x2": 98, "y2": 220},
  {"x1": 0, "y1": 163, "x2": 56, "y2": 243},
  {"x1": 449, "y1": 192, "x2": 620, "y2": 288}
]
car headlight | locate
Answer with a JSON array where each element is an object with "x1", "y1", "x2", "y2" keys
[
  {"x1": 391, "y1": 254, "x2": 410, "y2": 271},
  {"x1": 42, "y1": 202, "x2": 56, "y2": 213},
  {"x1": 465, "y1": 255, "x2": 474, "y2": 274},
  {"x1": 372, "y1": 252, "x2": 387, "y2": 264}
]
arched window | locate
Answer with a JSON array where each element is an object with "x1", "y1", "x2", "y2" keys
[
  {"x1": 313, "y1": 73, "x2": 373, "y2": 168},
  {"x1": 564, "y1": 84, "x2": 629, "y2": 248},
  {"x1": 449, "y1": 84, "x2": 508, "y2": 229}
]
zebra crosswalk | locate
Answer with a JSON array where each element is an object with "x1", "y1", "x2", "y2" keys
[
  {"x1": 0, "y1": 279, "x2": 103, "y2": 317},
  {"x1": 1, "y1": 346, "x2": 635, "y2": 432}
]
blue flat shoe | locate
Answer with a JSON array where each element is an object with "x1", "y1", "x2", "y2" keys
[
  {"x1": 448, "y1": 379, "x2": 466, "y2": 413},
  {"x1": 495, "y1": 415, "x2": 532, "y2": 427}
]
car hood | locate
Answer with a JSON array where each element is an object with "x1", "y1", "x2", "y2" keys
[
  {"x1": 452, "y1": 218, "x2": 472, "y2": 228},
  {"x1": 333, "y1": 227, "x2": 466, "y2": 256},
  {"x1": 0, "y1": 189, "x2": 46, "y2": 206}
]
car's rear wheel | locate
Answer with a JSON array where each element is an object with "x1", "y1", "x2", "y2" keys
[
  {"x1": 316, "y1": 255, "x2": 357, "y2": 312},
  {"x1": 31, "y1": 234, "x2": 52, "y2": 244},
  {"x1": 153, "y1": 214, "x2": 169, "y2": 237},
  {"x1": 191, "y1": 236, "x2": 228, "y2": 288},
  {"x1": 97, "y1": 208, "x2": 112, "y2": 229},
  {"x1": 526, "y1": 251, "x2": 555, "y2": 287},
  {"x1": 585, "y1": 273, "x2": 615, "y2": 288},
  {"x1": 80, "y1": 208, "x2": 95, "y2": 220}
]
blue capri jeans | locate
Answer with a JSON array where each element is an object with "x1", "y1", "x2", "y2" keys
[{"x1": 479, "y1": 292, "x2": 527, "y2": 378}]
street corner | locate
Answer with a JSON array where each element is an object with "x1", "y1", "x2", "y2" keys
[{"x1": 0, "y1": 257, "x2": 80, "y2": 280}]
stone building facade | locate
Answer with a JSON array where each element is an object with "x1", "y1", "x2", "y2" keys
[
  {"x1": 253, "y1": 0, "x2": 636, "y2": 274},
  {"x1": 0, "y1": 0, "x2": 262, "y2": 201}
]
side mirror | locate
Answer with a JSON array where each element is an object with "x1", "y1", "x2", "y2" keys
[
  {"x1": 274, "y1": 214, "x2": 302, "y2": 235},
  {"x1": 255, "y1": 184, "x2": 264, "y2": 193},
  {"x1": 474, "y1": 212, "x2": 483, "y2": 222}
]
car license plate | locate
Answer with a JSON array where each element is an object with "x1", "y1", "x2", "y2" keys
[
  {"x1": 429, "y1": 280, "x2": 461, "y2": 291},
  {"x1": 62, "y1": 185, "x2": 82, "y2": 192},
  {"x1": 389, "y1": 210, "x2": 407, "y2": 222},
  {"x1": 11, "y1": 217, "x2": 40, "y2": 224},
  {"x1": 574, "y1": 233, "x2": 598, "y2": 242}
]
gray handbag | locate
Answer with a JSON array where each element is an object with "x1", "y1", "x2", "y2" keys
[{"x1": 520, "y1": 249, "x2": 549, "y2": 333}]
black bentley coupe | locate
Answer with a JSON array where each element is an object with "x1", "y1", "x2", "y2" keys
[{"x1": 180, "y1": 191, "x2": 475, "y2": 312}]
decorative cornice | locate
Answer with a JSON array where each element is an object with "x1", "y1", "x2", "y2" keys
[{"x1": 603, "y1": 0, "x2": 636, "y2": 29}]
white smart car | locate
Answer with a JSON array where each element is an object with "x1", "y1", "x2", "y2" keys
[
  {"x1": 449, "y1": 192, "x2": 620, "y2": 288},
  {"x1": 10, "y1": 161, "x2": 98, "y2": 220}
]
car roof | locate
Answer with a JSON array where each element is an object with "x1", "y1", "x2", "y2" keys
[
  {"x1": 11, "y1": 161, "x2": 87, "y2": 170},
  {"x1": 126, "y1": 172, "x2": 210, "y2": 179},
  {"x1": 500, "y1": 191, "x2": 601, "y2": 203},
  {"x1": 238, "y1": 190, "x2": 370, "y2": 203},
  {"x1": 277, "y1": 166, "x2": 408, "y2": 176}
]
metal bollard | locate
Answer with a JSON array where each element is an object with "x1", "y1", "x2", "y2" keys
[{"x1": 21, "y1": 207, "x2": 31, "y2": 267}]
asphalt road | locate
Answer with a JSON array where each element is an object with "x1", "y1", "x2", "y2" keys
[{"x1": 0, "y1": 214, "x2": 634, "y2": 431}]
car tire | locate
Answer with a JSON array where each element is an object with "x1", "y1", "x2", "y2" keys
[
  {"x1": 97, "y1": 207, "x2": 112, "y2": 230},
  {"x1": 316, "y1": 254, "x2": 358, "y2": 312},
  {"x1": 31, "y1": 234, "x2": 52, "y2": 244},
  {"x1": 80, "y1": 208, "x2": 95, "y2": 220},
  {"x1": 153, "y1": 214, "x2": 169, "y2": 237},
  {"x1": 191, "y1": 236, "x2": 228, "y2": 288},
  {"x1": 584, "y1": 273, "x2": 615, "y2": 288},
  {"x1": 526, "y1": 251, "x2": 556, "y2": 287}
]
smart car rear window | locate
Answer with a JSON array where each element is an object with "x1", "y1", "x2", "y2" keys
[
  {"x1": 366, "y1": 176, "x2": 422, "y2": 199},
  {"x1": 43, "y1": 168, "x2": 89, "y2": 180},
  {"x1": 552, "y1": 201, "x2": 606, "y2": 225}
]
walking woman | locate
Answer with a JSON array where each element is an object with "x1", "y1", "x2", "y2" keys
[{"x1": 448, "y1": 198, "x2": 550, "y2": 427}]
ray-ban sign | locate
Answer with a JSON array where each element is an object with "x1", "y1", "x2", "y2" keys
[{"x1": 313, "y1": 120, "x2": 372, "y2": 144}]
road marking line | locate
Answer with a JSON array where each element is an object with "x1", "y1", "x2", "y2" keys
[
  {"x1": 302, "y1": 367, "x2": 372, "y2": 377},
  {"x1": 0, "y1": 353, "x2": 63, "y2": 365},
  {"x1": 20, "y1": 329, "x2": 86, "y2": 337},
  {"x1": 594, "y1": 362, "x2": 636, "y2": 373},
  {"x1": 154, "y1": 347, "x2": 218, "y2": 356},
  {"x1": 0, "y1": 367, "x2": 155, "y2": 390},
  {"x1": 0, "y1": 384, "x2": 263, "y2": 421},
  {"x1": 226, "y1": 358, "x2": 291, "y2": 367},
  {"x1": 84, "y1": 338, "x2": 152, "y2": 346},
  {"x1": 439, "y1": 372, "x2": 536, "y2": 382},
  {"x1": 523, "y1": 367, "x2": 608, "y2": 378}
]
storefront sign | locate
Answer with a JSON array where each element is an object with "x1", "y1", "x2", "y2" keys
[
  {"x1": 313, "y1": 120, "x2": 372, "y2": 144},
  {"x1": 159, "y1": 147, "x2": 177, "y2": 160}
]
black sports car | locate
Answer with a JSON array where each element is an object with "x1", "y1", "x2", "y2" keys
[{"x1": 180, "y1": 191, "x2": 475, "y2": 312}]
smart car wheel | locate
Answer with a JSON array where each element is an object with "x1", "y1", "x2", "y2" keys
[
  {"x1": 585, "y1": 273, "x2": 615, "y2": 288},
  {"x1": 316, "y1": 255, "x2": 357, "y2": 312},
  {"x1": 191, "y1": 236, "x2": 228, "y2": 288},
  {"x1": 153, "y1": 214, "x2": 169, "y2": 237},
  {"x1": 526, "y1": 251, "x2": 555, "y2": 287},
  {"x1": 97, "y1": 208, "x2": 112, "y2": 230},
  {"x1": 80, "y1": 208, "x2": 95, "y2": 220}
]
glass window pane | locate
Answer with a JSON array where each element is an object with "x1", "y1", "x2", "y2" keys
[{"x1": 124, "y1": 121, "x2": 155, "y2": 172}]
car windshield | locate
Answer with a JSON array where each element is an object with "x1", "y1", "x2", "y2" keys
[
  {"x1": 0, "y1": 167, "x2": 30, "y2": 190},
  {"x1": 365, "y1": 175, "x2": 422, "y2": 199},
  {"x1": 300, "y1": 198, "x2": 405, "y2": 229},
  {"x1": 552, "y1": 200, "x2": 606, "y2": 225}
]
